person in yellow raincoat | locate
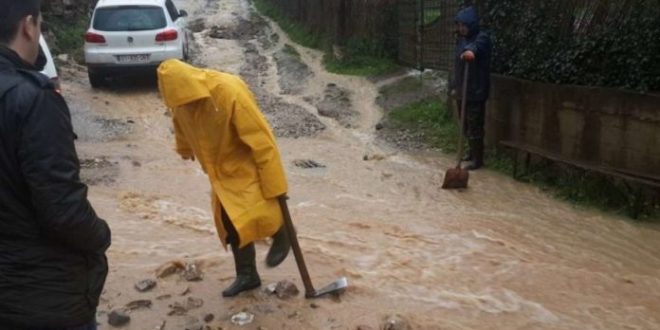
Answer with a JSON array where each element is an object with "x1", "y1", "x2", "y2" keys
[{"x1": 157, "y1": 59, "x2": 291, "y2": 297}]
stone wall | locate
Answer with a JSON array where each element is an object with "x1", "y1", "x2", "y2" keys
[{"x1": 486, "y1": 75, "x2": 660, "y2": 177}]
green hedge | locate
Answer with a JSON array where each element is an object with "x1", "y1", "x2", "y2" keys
[{"x1": 481, "y1": 0, "x2": 660, "y2": 93}]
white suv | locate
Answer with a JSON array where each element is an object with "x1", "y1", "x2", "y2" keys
[{"x1": 84, "y1": 0, "x2": 190, "y2": 87}]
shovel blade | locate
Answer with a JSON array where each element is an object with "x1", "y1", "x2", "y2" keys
[
  {"x1": 442, "y1": 167, "x2": 469, "y2": 189},
  {"x1": 306, "y1": 277, "x2": 348, "y2": 298}
]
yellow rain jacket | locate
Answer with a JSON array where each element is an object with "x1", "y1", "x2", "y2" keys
[{"x1": 157, "y1": 59, "x2": 287, "y2": 248}]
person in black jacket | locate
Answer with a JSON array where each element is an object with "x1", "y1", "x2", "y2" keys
[
  {"x1": 451, "y1": 5, "x2": 492, "y2": 170},
  {"x1": 0, "y1": 1, "x2": 111, "y2": 329}
]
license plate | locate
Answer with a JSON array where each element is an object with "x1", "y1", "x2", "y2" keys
[{"x1": 117, "y1": 54, "x2": 149, "y2": 63}]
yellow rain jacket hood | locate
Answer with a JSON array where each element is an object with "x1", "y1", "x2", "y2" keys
[{"x1": 157, "y1": 59, "x2": 287, "y2": 247}]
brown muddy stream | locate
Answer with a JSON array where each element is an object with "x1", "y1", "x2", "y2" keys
[{"x1": 59, "y1": 0, "x2": 660, "y2": 329}]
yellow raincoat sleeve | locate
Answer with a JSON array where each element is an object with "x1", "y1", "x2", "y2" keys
[
  {"x1": 173, "y1": 116, "x2": 194, "y2": 158},
  {"x1": 228, "y1": 89, "x2": 288, "y2": 199}
]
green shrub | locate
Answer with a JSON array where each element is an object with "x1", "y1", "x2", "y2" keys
[
  {"x1": 387, "y1": 100, "x2": 460, "y2": 152},
  {"x1": 481, "y1": 0, "x2": 660, "y2": 92},
  {"x1": 44, "y1": 15, "x2": 89, "y2": 58}
]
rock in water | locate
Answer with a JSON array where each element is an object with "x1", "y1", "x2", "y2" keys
[
  {"x1": 125, "y1": 299, "x2": 152, "y2": 311},
  {"x1": 184, "y1": 316, "x2": 204, "y2": 330},
  {"x1": 186, "y1": 297, "x2": 204, "y2": 309},
  {"x1": 264, "y1": 282, "x2": 277, "y2": 294},
  {"x1": 155, "y1": 320, "x2": 166, "y2": 330},
  {"x1": 231, "y1": 312, "x2": 255, "y2": 326},
  {"x1": 204, "y1": 313, "x2": 215, "y2": 323},
  {"x1": 382, "y1": 314, "x2": 411, "y2": 330},
  {"x1": 182, "y1": 262, "x2": 203, "y2": 281},
  {"x1": 134, "y1": 279, "x2": 157, "y2": 292},
  {"x1": 275, "y1": 280, "x2": 300, "y2": 299},
  {"x1": 155, "y1": 260, "x2": 185, "y2": 278},
  {"x1": 108, "y1": 310, "x2": 130, "y2": 327},
  {"x1": 167, "y1": 297, "x2": 204, "y2": 316}
]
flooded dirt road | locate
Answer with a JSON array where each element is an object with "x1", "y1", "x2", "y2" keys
[{"x1": 61, "y1": 0, "x2": 660, "y2": 329}]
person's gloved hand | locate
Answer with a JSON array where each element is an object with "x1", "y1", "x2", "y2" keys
[{"x1": 461, "y1": 50, "x2": 475, "y2": 62}]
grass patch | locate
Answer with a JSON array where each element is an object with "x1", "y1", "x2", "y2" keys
[
  {"x1": 324, "y1": 37, "x2": 399, "y2": 76},
  {"x1": 252, "y1": 0, "x2": 399, "y2": 77},
  {"x1": 43, "y1": 15, "x2": 89, "y2": 63},
  {"x1": 387, "y1": 99, "x2": 459, "y2": 153},
  {"x1": 380, "y1": 77, "x2": 425, "y2": 96},
  {"x1": 485, "y1": 151, "x2": 515, "y2": 175},
  {"x1": 324, "y1": 54, "x2": 398, "y2": 76}
]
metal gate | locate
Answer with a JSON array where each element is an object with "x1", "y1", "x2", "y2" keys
[{"x1": 398, "y1": 0, "x2": 459, "y2": 71}]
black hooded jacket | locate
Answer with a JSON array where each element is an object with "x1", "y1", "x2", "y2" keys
[
  {"x1": 0, "y1": 46, "x2": 111, "y2": 328},
  {"x1": 452, "y1": 6, "x2": 493, "y2": 103}
]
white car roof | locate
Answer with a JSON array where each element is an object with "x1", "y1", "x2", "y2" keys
[{"x1": 96, "y1": 0, "x2": 165, "y2": 8}]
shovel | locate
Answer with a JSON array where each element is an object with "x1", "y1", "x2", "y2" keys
[
  {"x1": 442, "y1": 63, "x2": 470, "y2": 189},
  {"x1": 278, "y1": 196, "x2": 348, "y2": 298}
]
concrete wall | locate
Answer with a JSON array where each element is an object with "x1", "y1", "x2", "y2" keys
[{"x1": 486, "y1": 75, "x2": 660, "y2": 176}]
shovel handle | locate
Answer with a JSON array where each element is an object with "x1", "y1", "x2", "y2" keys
[
  {"x1": 278, "y1": 195, "x2": 316, "y2": 297},
  {"x1": 457, "y1": 63, "x2": 470, "y2": 166}
]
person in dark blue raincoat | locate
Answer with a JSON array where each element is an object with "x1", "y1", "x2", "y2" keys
[{"x1": 451, "y1": 5, "x2": 492, "y2": 170}]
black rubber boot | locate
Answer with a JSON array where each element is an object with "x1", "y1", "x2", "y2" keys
[
  {"x1": 464, "y1": 139, "x2": 484, "y2": 171},
  {"x1": 222, "y1": 243, "x2": 261, "y2": 297},
  {"x1": 265, "y1": 225, "x2": 291, "y2": 268},
  {"x1": 462, "y1": 150, "x2": 473, "y2": 162}
]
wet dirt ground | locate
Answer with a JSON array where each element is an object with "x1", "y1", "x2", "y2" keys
[{"x1": 59, "y1": 0, "x2": 660, "y2": 329}]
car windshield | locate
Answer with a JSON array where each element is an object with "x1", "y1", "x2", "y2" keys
[{"x1": 93, "y1": 6, "x2": 166, "y2": 31}]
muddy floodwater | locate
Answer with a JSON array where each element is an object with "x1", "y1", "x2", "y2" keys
[{"x1": 59, "y1": 0, "x2": 660, "y2": 329}]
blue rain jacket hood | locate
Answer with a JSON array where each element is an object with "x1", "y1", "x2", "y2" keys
[
  {"x1": 456, "y1": 6, "x2": 480, "y2": 37},
  {"x1": 452, "y1": 6, "x2": 492, "y2": 102}
]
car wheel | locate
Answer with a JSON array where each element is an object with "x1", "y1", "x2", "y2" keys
[
  {"x1": 88, "y1": 72, "x2": 104, "y2": 88},
  {"x1": 183, "y1": 46, "x2": 189, "y2": 61},
  {"x1": 183, "y1": 33, "x2": 191, "y2": 61}
]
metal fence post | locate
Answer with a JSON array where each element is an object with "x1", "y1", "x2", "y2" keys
[{"x1": 419, "y1": 0, "x2": 425, "y2": 73}]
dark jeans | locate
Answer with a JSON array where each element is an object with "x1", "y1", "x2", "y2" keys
[
  {"x1": 457, "y1": 100, "x2": 486, "y2": 141},
  {"x1": 221, "y1": 207, "x2": 240, "y2": 246},
  {"x1": 456, "y1": 100, "x2": 486, "y2": 162}
]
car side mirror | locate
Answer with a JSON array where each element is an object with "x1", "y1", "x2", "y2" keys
[{"x1": 179, "y1": 10, "x2": 188, "y2": 18}]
